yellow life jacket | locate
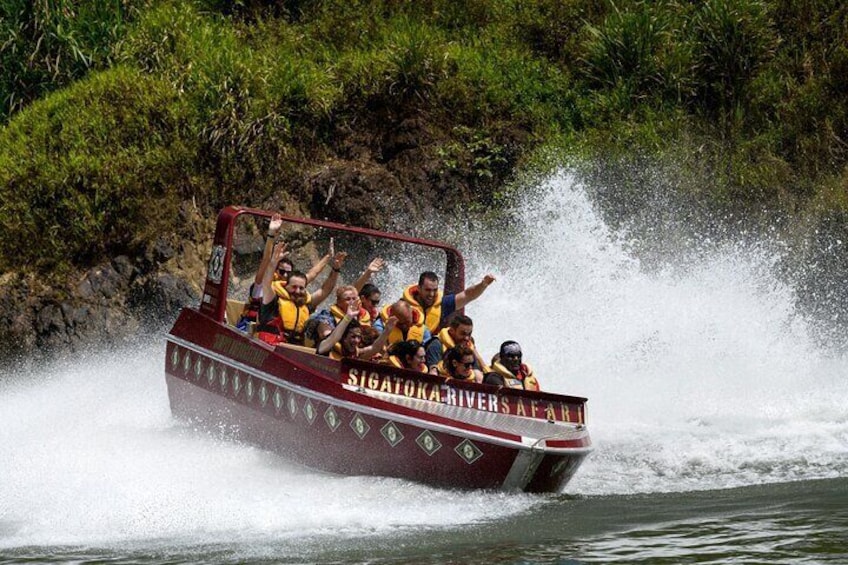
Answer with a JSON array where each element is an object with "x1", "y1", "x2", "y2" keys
[
  {"x1": 387, "y1": 354, "x2": 426, "y2": 372},
  {"x1": 403, "y1": 284, "x2": 443, "y2": 333},
  {"x1": 330, "y1": 304, "x2": 371, "y2": 326},
  {"x1": 434, "y1": 359, "x2": 476, "y2": 382},
  {"x1": 329, "y1": 342, "x2": 346, "y2": 361},
  {"x1": 272, "y1": 285, "x2": 312, "y2": 345},
  {"x1": 437, "y1": 327, "x2": 481, "y2": 354},
  {"x1": 436, "y1": 328, "x2": 491, "y2": 372},
  {"x1": 379, "y1": 304, "x2": 426, "y2": 345},
  {"x1": 490, "y1": 356, "x2": 541, "y2": 391}
]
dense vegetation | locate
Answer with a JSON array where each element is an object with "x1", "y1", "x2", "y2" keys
[{"x1": 1, "y1": 0, "x2": 847, "y2": 277}]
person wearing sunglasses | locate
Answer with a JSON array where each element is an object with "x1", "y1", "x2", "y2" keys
[
  {"x1": 424, "y1": 313, "x2": 488, "y2": 373},
  {"x1": 488, "y1": 341, "x2": 540, "y2": 391},
  {"x1": 432, "y1": 345, "x2": 483, "y2": 383},
  {"x1": 358, "y1": 283, "x2": 382, "y2": 322}
]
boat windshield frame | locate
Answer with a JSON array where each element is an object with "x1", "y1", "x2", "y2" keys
[{"x1": 199, "y1": 205, "x2": 466, "y2": 323}]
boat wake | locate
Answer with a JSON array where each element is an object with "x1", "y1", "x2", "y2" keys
[{"x1": 1, "y1": 170, "x2": 846, "y2": 550}]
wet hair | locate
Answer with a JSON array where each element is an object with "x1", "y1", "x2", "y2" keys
[
  {"x1": 341, "y1": 319, "x2": 361, "y2": 338},
  {"x1": 449, "y1": 313, "x2": 473, "y2": 329},
  {"x1": 389, "y1": 339, "x2": 422, "y2": 359},
  {"x1": 418, "y1": 271, "x2": 439, "y2": 287},
  {"x1": 359, "y1": 283, "x2": 380, "y2": 298}
]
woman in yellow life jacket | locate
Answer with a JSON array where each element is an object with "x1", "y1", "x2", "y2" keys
[
  {"x1": 432, "y1": 345, "x2": 483, "y2": 383},
  {"x1": 317, "y1": 299, "x2": 396, "y2": 361},
  {"x1": 488, "y1": 341, "x2": 541, "y2": 391},
  {"x1": 386, "y1": 340, "x2": 428, "y2": 373}
]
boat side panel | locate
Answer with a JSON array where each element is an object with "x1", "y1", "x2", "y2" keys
[{"x1": 166, "y1": 310, "x2": 589, "y2": 492}]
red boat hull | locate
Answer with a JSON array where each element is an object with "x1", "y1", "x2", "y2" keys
[{"x1": 166, "y1": 309, "x2": 591, "y2": 492}]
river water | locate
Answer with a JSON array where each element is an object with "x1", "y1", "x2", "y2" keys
[{"x1": 2, "y1": 172, "x2": 847, "y2": 563}]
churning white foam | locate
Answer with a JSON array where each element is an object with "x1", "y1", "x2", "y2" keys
[
  {"x1": 458, "y1": 170, "x2": 848, "y2": 495},
  {"x1": 0, "y1": 343, "x2": 537, "y2": 549}
]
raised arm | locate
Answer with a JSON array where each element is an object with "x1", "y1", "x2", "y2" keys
[
  {"x1": 261, "y1": 242, "x2": 289, "y2": 305},
  {"x1": 311, "y1": 251, "x2": 347, "y2": 307},
  {"x1": 353, "y1": 257, "x2": 385, "y2": 292},
  {"x1": 316, "y1": 301, "x2": 358, "y2": 355},
  {"x1": 253, "y1": 214, "x2": 283, "y2": 286},
  {"x1": 454, "y1": 274, "x2": 496, "y2": 310},
  {"x1": 305, "y1": 237, "x2": 335, "y2": 283},
  {"x1": 358, "y1": 316, "x2": 397, "y2": 360}
]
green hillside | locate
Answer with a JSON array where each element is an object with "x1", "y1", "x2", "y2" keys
[{"x1": 2, "y1": 0, "x2": 847, "y2": 277}]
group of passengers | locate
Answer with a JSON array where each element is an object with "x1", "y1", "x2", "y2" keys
[{"x1": 235, "y1": 214, "x2": 540, "y2": 391}]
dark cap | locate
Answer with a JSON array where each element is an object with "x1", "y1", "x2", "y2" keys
[{"x1": 500, "y1": 341, "x2": 522, "y2": 357}]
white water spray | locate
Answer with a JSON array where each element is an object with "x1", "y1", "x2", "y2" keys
[
  {"x1": 1, "y1": 170, "x2": 846, "y2": 551},
  {"x1": 459, "y1": 171, "x2": 848, "y2": 494}
]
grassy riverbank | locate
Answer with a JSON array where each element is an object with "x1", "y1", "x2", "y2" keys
[{"x1": 1, "y1": 0, "x2": 847, "y2": 277}]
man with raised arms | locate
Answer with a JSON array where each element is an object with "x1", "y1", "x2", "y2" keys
[
  {"x1": 402, "y1": 271, "x2": 496, "y2": 334},
  {"x1": 255, "y1": 242, "x2": 345, "y2": 346}
]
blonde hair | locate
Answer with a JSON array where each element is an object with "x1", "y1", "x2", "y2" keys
[{"x1": 336, "y1": 285, "x2": 358, "y2": 300}]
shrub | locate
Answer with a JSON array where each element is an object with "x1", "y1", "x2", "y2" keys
[{"x1": 0, "y1": 66, "x2": 192, "y2": 274}]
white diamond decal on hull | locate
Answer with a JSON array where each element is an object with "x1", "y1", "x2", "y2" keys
[
  {"x1": 455, "y1": 439, "x2": 483, "y2": 464},
  {"x1": 416, "y1": 431, "x2": 442, "y2": 456},
  {"x1": 381, "y1": 422, "x2": 404, "y2": 447}
]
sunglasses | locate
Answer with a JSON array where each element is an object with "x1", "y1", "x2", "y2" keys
[{"x1": 458, "y1": 361, "x2": 475, "y2": 368}]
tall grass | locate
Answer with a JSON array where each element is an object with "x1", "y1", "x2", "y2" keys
[{"x1": 0, "y1": 0, "x2": 143, "y2": 120}]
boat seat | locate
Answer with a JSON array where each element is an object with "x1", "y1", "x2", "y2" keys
[{"x1": 225, "y1": 299, "x2": 245, "y2": 327}]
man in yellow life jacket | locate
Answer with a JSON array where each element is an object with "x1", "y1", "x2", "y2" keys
[
  {"x1": 374, "y1": 300, "x2": 433, "y2": 347},
  {"x1": 487, "y1": 341, "x2": 541, "y2": 391},
  {"x1": 256, "y1": 242, "x2": 344, "y2": 346},
  {"x1": 402, "y1": 271, "x2": 496, "y2": 334},
  {"x1": 424, "y1": 314, "x2": 488, "y2": 373}
]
